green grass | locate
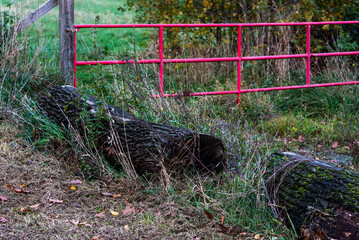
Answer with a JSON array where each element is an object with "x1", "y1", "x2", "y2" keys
[{"x1": 1, "y1": 0, "x2": 151, "y2": 84}]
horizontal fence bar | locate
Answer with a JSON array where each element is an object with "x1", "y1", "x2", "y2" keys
[
  {"x1": 74, "y1": 21, "x2": 359, "y2": 29},
  {"x1": 242, "y1": 54, "x2": 307, "y2": 61},
  {"x1": 241, "y1": 81, "x2": 359, "y2": 93},
  {"x1": 75, "y1": 51, "x2": 359, "y2": 66},
  {"x1": 153, "y1": 81, "x2": 359, "y2": 98},
  {"x1": 312, "y1": 51, "x2": 359, "y2": 57},
  {"x1": 76, "y1": 59, "x2": 161, "y2": 66}
]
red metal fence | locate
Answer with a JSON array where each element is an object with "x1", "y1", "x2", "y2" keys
[{"x1": 73, "y1": 21, "x2": 359, "y2": 104}]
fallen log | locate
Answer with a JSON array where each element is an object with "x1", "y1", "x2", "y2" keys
[
  {"x1": 37, "y1": 85, "x2": 226, "y2": 175},
  {"x1": 265, "y1": 152, "x2": 359, "y2": 240}
]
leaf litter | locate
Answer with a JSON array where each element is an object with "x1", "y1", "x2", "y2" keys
[
  {"x1": 0, "y1": 217, "x2": 8, "y2": 223},
  {"x1": 0, "y1": 195, "x2": 7, "y2": 203},
  {"x1": 122, "y1": 202, "x2": 137, "y2": 216},
  {"x1": 69, "y1": 179, "x2": 82, "y2": 184}
]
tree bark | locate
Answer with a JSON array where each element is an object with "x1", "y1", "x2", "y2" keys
[
  {"x1": 265, "y1": 152, "x2": 359, "y2": 240},
  {"x1": 37, "y1": 86, "x2": 226, "y2": 175}
]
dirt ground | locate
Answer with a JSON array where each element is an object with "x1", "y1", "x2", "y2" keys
[{"x1": 0, "y1": 122, "x2": 247, "y2": 240}]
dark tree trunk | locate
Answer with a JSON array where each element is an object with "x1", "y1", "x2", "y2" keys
[
  {"x1": 37, "y1": 86, "x2": 226, "y2": 175},
  {"x1": 265, "y1": 152, "x2": 359, "y2": 240}
]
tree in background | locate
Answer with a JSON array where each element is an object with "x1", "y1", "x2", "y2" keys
[
  {"x1": 119, "y1": 0, "x2": 359, "y2": 83},
  {"x1": 121, "y1": 0, "x2": 359, "y2": 46}
]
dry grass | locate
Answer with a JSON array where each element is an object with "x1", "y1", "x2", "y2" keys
[{"x1": 0, "y1": 121, "x2": 248, "y2": 240}]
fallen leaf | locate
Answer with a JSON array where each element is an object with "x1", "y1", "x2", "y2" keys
[
  {"x1": 20, "y1": 184, "x2": 26, "y2": 188},
  {"x1": 110, "y1": 210, "x2": 119, "y2": 216},
  {"x1": 4, "y1": 184, "x2": 13, "y2": 191},
  {"x1": 101, "y1": 192, "x2": 114, "y2": 197},
  {"x1": 113, "y1": 194, "x2": 122, "y2": 198},
  {"x1": 78, "y1": 221, "x2": 90, "y2": 226},
  {"x1": 69, "y1": 180, "x2": 82, "y2": 184},
  {"x1": 204, "y1": 209, "x2": 214, "y2": 220},
  {"x1": 0, "y1": 195, "x2": 7, "y2": 203},
  {"x1": 70, "y1": 186, "x2": 76, "y2": 190},
  {"x1": 297, "y1": 135, "x2": 305, "y2": 143},
  {"x1": 14, "y1": 188, "x2": 30, "y2": 194},
  {"x1": 124, "y1": 225, "x2": 130, "y2": 231},
  {"x1": 68, "y1": 219, "x2": 79, "y2": 225},
  {"x1": 122, "y1": 203, "x2": 136, "y2": 216},
  {"x1": 49, "y1": 199, "x2": 63, "y2": 204},
  {"x1": 214, "y1": 223, "x2": 229, "y2": 233},
  {"x1": 331, "y1": 141, "x2": 339, "y2": 148},
  {"x1": 19, "y1": 207, "x2": 32, "y2": 213},
  {"x1": 0, "y1": 217, "x2": 8, "y2": 223},
  {"x1": 95, "y1": 210, "x2": 106, "y2": 218},
  {"x1": 67, "y1": 219, "x2": 90, "y2": 226},
  {"x1": 30, "y1": 203, "x2": 41, "y2": 209},
  {"x1": 228, "y1": 226, "x2": 240, "y2": 236},
  {"x1": 254, "y1": 234, "x2": 261, "y2": 239},
  {"x1": 91, "y1": 236, "x2": 101, "y2": 240}
]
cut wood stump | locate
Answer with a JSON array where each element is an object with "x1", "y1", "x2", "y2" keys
[
  {"x1": 265, "y1": 152, "x2": 359, "y2": 240},
  {"x1": 37, "y1": 85, "x2": 226, "y2": 175}
]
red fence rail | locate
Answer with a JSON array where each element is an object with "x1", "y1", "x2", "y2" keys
[{"x1": 73, "y1": 21, "x2": 359, "y2": 104}]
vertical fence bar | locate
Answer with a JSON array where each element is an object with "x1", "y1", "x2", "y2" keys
[
  {"x1": 237, "y1": 26, "x2": 242, "y2": 105},
  {"x1": 73, "y1": 29, "x2": 77, "y2": 87},
  {"x1": 159, "y1": 27, "x2": 164, "y2": 96},
  {"x1": 306, "y1": 25, "x2": 311, "y2": 85}
]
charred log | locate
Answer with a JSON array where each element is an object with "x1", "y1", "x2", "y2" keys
[
  {"x1": 37, "y1": 85, "x2": 226, "y2": 175},
  {"x1": 266, "y1": 152, "x2": 359, "y2": 240}
]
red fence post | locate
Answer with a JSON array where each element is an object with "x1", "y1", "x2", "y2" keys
[
  {"x1": 237, "y1": 26, "x2": 242, "y2": 105},
  {"x1": 306, "y1": 25, "x2": 311, "y2": 85},
  {"x1": 159, "y1": 27, "x2": 164, "y2": 96}
]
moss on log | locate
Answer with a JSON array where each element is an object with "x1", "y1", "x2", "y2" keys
[
  {"x1": 266, "y1": 152, "x2": 359, "y2": 239},
  {"x1": 37, "y1": 85, "x2": 226, "y2": 175}
]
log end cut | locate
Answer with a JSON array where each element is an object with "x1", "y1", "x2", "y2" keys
[{"x1": 195, "y1": 134, "x2": 226, "y2": 172}]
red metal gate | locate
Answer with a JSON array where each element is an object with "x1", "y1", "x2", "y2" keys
[{"x1": 73, "y1": 21, "x2": 359, "y2": 104}]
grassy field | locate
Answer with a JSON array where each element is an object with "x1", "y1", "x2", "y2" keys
[
  {"x1": 1, "y1": 0, "x2": 359, "y2": 239},
  {"x1": 1, "y1": 0, "x2": 151, "y2": 83}
]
